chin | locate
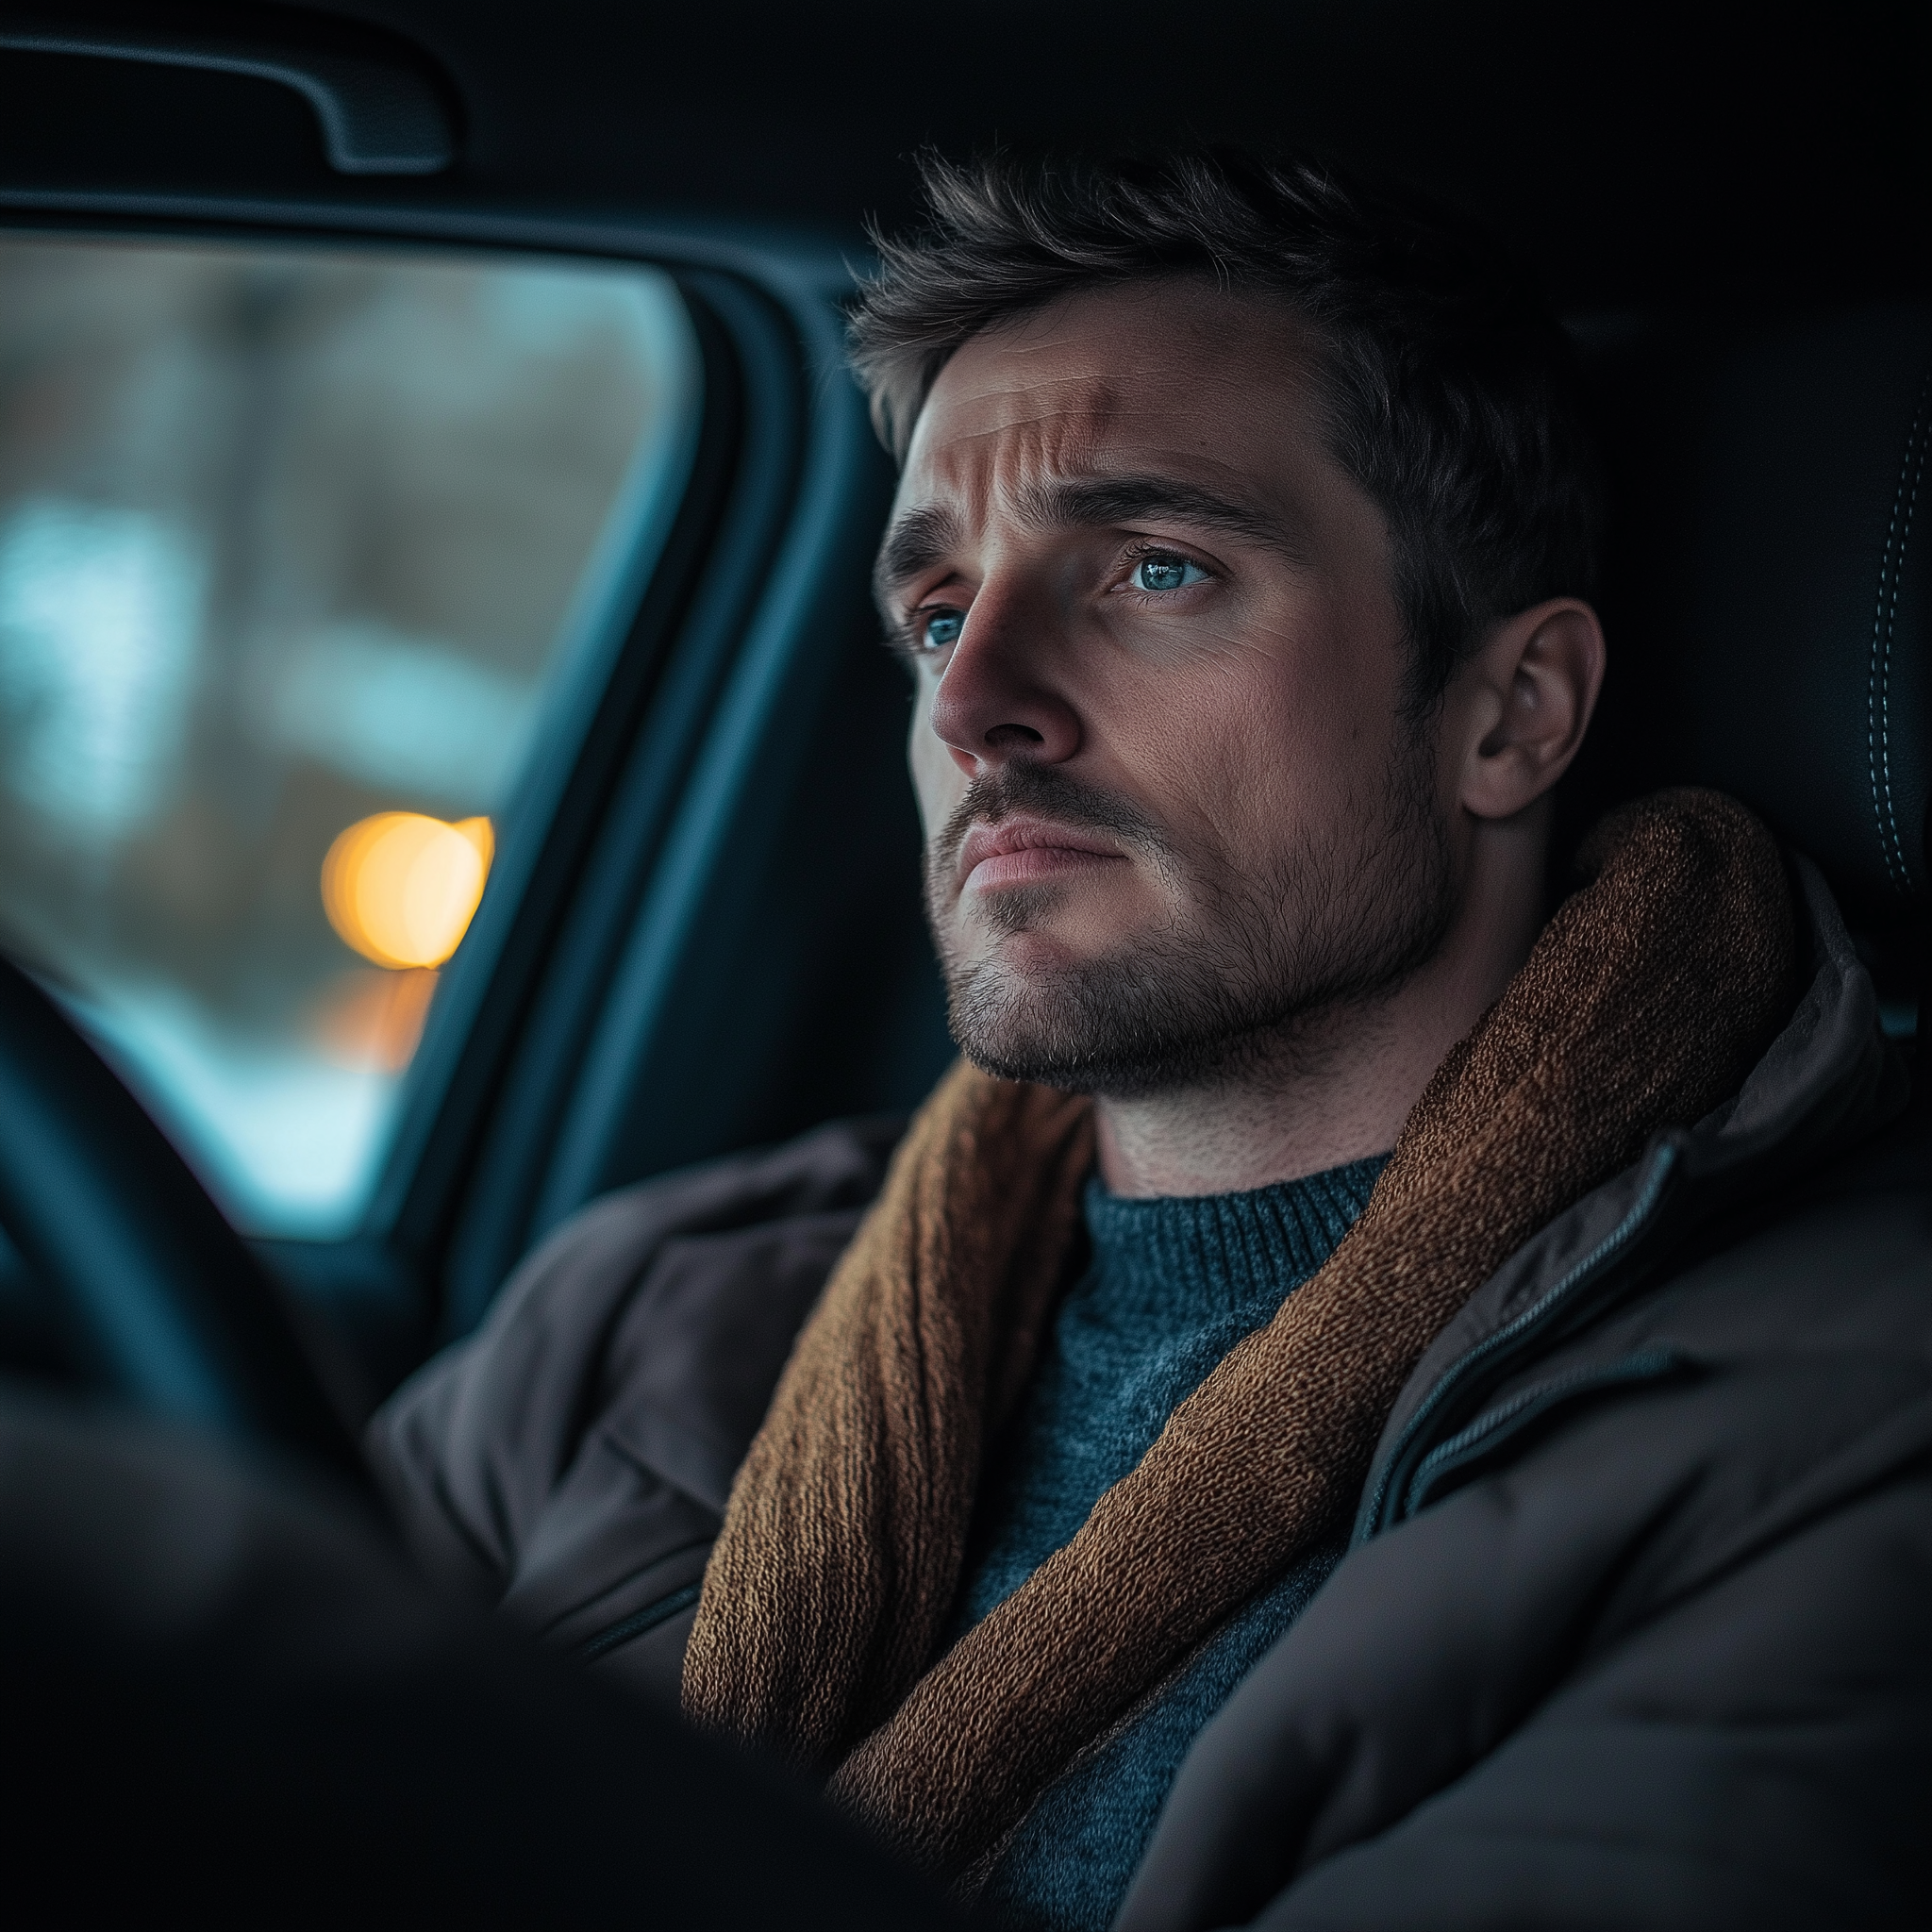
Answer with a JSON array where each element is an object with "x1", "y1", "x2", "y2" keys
[
  {"x1": 943, "y1": 957, "x2": 1188, "y2": 1097},
  {"x1": 967, "y1": 927, "x2": 1093, "y2": 984}
]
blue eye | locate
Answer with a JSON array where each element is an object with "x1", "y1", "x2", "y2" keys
[
  {"x1": 921, "y1": 608, "x2": 964, "y2": 650},
  {"x1": 1132, "y1": 555, "x2": 1208, "y2": 593}
]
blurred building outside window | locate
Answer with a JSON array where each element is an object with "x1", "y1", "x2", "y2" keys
[{"x1": 0, "y1": 235, "x2": 702, "y2": 1237}]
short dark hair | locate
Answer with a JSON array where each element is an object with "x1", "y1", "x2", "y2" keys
[{"x1": 848, "y1": 148, "x2": 1603, "y2": 710}]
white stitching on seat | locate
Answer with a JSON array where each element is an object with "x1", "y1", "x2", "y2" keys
[{"x1": 1868, "y1": 375, "x2": 1930, "y2": 895}]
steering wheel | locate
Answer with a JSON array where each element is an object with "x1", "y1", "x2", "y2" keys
[{"x1": 0, "y1": 954, "x2": 372, "y2": 1491}]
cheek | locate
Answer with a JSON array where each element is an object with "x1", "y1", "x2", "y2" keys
[
  {"x1": 907, "y1": 684, "x2": 962, "y2": 841},
  {"x1": 1112, "y1": 618, "x2": 1390, "y2": 863}
]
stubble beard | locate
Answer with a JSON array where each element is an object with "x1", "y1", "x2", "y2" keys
[{"x1": 925, "y1": 747, "x2": 1456, "y2": 1100}]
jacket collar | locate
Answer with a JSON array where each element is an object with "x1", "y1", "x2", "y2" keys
[{"x1": 1361, "y1": 854, "x2": 1907, "y2": 1505}]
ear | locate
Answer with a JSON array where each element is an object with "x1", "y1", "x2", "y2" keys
[{"x1": 1451, "y1": 598, "x2": 1607, "y2": 820}]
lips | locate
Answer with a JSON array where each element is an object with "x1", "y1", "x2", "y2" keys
[{"x1": 955, "y1": 813, "x2": 1125, "y2": 893}]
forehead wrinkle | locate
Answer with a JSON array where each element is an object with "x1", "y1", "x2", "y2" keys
[
  {"x1": 952, "y1": 392, "x2": 1116, "y2": 468},
  {"x1": 929, "y1": 364, "x2": 1121, "y2": 454},
  {"x1": 898, "y1": 394, "x2": 1110, "y2": 558}
]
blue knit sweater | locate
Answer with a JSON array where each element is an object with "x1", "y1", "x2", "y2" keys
[{"x1": 957, "y1": 1156, "x2": 1388, "y2": 1932}]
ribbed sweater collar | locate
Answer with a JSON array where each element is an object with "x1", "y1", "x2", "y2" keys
[{"x1": 1080, "y1": 1154, "x2": 1389, "y2": 1322}]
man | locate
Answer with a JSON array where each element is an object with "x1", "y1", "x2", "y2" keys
[{"x1": 374, "y1": 151, "x2": 1932, "y2": 1928}]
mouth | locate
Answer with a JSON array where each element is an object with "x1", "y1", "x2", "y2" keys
[{"x1": 955, "y1": 813, "x2": 1128, "y2": 895}]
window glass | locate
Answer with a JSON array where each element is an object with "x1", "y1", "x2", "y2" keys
[{"x1": 0, "y1": 236, "x2": 701, "y2": 1237}]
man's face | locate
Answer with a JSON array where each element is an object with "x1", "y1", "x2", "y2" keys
[{"x1": 879, "y1": 279, "x2": 1456, "y2": 1097}]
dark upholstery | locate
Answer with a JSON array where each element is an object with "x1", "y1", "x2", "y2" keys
[{"x1": 1570, "y1": 305, "x2": 1932, "y2": 938}]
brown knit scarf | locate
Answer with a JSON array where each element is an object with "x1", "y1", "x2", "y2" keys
[{"x1": 682, "y1": 789, "x2": 1795, "y2": 1878}]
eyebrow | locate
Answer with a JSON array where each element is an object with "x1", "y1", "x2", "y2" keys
[
  {"x1": 873, "y1": 502, "x2": 963, "y2": 612},
  {"x1": 872, "y1": 473, "x2": 1309, "y2": 615},
  {"x1": 1017, "y1": 476, "x2": 1310, "y2": 560}
]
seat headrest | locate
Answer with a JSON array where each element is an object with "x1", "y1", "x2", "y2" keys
[{"x1": 1570, "y1": 303, "x2": 1932, "y2": 941}]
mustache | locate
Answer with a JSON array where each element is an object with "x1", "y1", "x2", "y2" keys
[{"x1": 931, "y1": 763, "x2": 1167, "y2": 881}]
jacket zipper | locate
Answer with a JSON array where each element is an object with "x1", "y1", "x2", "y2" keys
[
  {"x1": 1353, "y1": 1141, "x2": 1682, "y2": 1547},
  {"x1": 1398, "y1": 1343, "x2": 1694, "y2": 1520},
  {"x1": 578, "y1": 1580, "x2": 704, "y2": 1662}
]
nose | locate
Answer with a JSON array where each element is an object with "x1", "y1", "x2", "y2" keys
[{"x1": 926, "y1": 583, "x2": 1082, "y2": 776}]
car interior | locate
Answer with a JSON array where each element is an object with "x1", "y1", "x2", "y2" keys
[{"x1": 0, "y1": 0, "x2": 1923, "y2": 1907}]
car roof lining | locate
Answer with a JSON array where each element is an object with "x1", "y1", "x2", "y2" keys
[{"x1": 0, "y1": 0, "x2": 1924, "y2": 307}]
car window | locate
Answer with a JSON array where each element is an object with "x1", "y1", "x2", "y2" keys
[{"x1": 0, "y1": 234, "x2": 701, "y2": 1238}]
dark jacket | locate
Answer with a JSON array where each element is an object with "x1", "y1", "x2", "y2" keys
[{"x1": 372, "y1": 860, "x2": 1932, "y2": 1928}]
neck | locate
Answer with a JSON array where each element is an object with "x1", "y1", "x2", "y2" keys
[{"x1": 1094, "y1": 808, "x2": 1548, "y2": 1198}]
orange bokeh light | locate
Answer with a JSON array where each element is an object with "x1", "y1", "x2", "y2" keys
[{"x1": 321, "y1": 812, "x2": 493, "y2": 970}]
